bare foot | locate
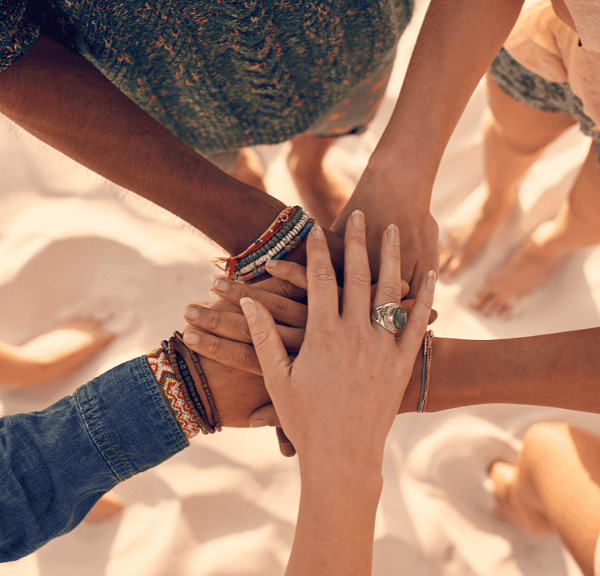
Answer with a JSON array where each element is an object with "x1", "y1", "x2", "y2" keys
[
  {"x1": 469, "y1": 238, "x2": 561, "y2": 319},
  {"x1": 489, "y1": 461, "x2": 553, "y2": 536},
  {"x1": 229, "y1": 148, "x2": 267, "y2": 193},
  {"x1": 471, "y1": 200, "x2": 600, "y2": 318},
  {"x1": 84, "y1": 491, "x2": 123, "y2": 523},
  {"x1": 439, "y1": 189, "x2": 516, "y2": 282}
]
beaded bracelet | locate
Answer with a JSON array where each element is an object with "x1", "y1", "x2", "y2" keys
[
  {"x1": 238, "y1": 214, "x2": 310, "y2": 275},
  {"x1": 162, "y1": 332, "x2": 222, "y2": 434},
  {"x1": 237, "y1": 209, "x2": 304, "y2": 269},
  {"x1": 238, "y1": 218, "x2": 315, "y2": 283},
  {"x1": 219, "y1": 206, "x2": 313, "y2": 282},
  {"x1": 417, "y1": 330, "x2": 434, "y2": 413},
  {"x1": 219, "y1": 206, "x2": 300, "y2": 278}
]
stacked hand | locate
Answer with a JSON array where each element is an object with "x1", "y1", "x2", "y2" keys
[{"x1": 182, "y1": 212, "x2": 436, "y2": 459}]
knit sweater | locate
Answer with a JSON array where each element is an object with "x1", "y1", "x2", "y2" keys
[{"x1": 1, "y1": 1, "x2": 413, "y2": 154}]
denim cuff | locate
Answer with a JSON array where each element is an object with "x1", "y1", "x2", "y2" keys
[{"x1": 76, "y1": 356, "x2": 188, "y2": 482}]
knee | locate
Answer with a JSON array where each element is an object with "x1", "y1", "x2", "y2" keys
[{"x1": 521, "y1": 422, "x2": 571, "y2": 469}]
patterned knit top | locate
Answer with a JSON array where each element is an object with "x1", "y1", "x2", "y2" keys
[{"x1": 1, "y1": 1, "x2": 412, "y2": 154}]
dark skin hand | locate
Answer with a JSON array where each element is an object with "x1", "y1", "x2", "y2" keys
[
  {"x1": 182, "y1": 265, "x2": 429, "y2": 455},
  {"x1": 183, "y1": 260, "x2": 600, "y2": 457}
]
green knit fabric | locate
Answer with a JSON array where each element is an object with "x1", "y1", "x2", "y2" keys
[{"x1": 1, "y1": 1, "x2": 413, "y2": 154}]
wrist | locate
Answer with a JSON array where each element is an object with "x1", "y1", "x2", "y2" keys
[
  {"x1": 364, "y1": 152, "x2": 434, "y2": 213},
  {"x1": 300, "y1": 462, "x2": 384, "y2": 501}
]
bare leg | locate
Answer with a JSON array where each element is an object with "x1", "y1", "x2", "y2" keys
[
  {"x1": 439, "y1": 73, "x2": 577, "y2": 281},
  {"x1": 489, "y1": 422, "x2": 600, "y2": 576},
  {"x1": 0, "y1": 317, "x2": 116, "y2": 389},
  {"x1": 84, "y1": 490, "x2": 123, "y2": 523},
  {"x1": 472, "y1": 140, "x2": 600, "y2": 318},
  {"x1": 287, "y1": 133, "x2": 351, "y2": 228},
  {"x1": 229, "y1": 148, "x2": 267, "y2": 193}
]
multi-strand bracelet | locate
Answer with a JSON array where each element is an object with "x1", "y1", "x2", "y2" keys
[
  {"x1": 146, "y1": 332, "x2": 222, "y2": 439},
  {"x1": 219, "y1": 205, "x2": 315, "y2": 282},
  {"x1": 417, "y1": 330, "x2": 434, "y2": 413}
]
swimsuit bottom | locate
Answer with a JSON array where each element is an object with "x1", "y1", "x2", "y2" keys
[{"x1": 490, "y1": 47, "x2": 600, "y2": 171}]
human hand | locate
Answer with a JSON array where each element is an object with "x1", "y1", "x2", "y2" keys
[
  {"x1": 238, "y1": 211, "x2": 436, "y2": 473},
  {"x1": 331, "y1": 165, "x2": 439, "y2": 299}
]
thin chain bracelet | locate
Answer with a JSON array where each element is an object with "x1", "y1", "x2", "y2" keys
[{"x1": 417, "y1": 330, "x2": 434, "y2": 413}]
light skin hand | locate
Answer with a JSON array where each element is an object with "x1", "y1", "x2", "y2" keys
[{"x1": 237, "y1": 212, "x2": 435, "y2": 576}]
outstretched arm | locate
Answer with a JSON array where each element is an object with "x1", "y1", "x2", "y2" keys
[
  {"x1": 0, "y1": 34, "x2": 345, "y2": 266},
  {"x1": 334, "y1": 0, "x2": 525, "y2": 294},
  {"x1": 240, "y1": 213, "x2": 435, "y2": 575},
  {"x1": 182, "y1": 263, "x2": 600, "y2": 419},
  {"x1": 399, "y1": 330, "x2": 600, "y2": 415}
]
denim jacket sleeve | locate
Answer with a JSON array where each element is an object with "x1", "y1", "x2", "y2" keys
[{"x1": 0, "y1": 355, "x2": 188, "y2": 562}]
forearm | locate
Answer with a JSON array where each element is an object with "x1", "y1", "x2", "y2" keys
[
  {"x1": 286, "y1": 471, "x2": 382, "y2": 576},
  {"x1": 0, "y1": 35, "x2": 346, "y2": 261},
  {"x1": 400, "y1": 328, "x2": 600, "y2": 414},
  {"x1": 371, "y1": 0, "x2": 524, "y2": 196},
  {"x1": 0, "y1": 356, "x2": 187, "y2": 561}
]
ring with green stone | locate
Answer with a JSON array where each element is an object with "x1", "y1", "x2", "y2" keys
[{"x1": 371, "y1": 302, "x2": 407, "y2": 334}]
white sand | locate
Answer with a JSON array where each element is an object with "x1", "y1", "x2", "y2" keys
[{"x1": 2, "y1": 2, "x2": 599, "y2": 574}]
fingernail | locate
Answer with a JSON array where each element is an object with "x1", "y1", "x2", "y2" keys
[
  {"x1": 387, "y1": 223, "x2": 399, "y2": 246},
  {"x1": 184, "y1": 305, "x2": 198, "y2": 321},
  {"x1": 265, "y1": 259, "x2": 278, "y2": 270},
  {"x1": 312, "y1": 225, "x2": 323, "y2": 239},
  {"x1": 183, "y1": 331, "x2": 199, "y2": 346},
  {"x1": 250, "y1": 419, "x2": 267, "y2": 428},
  {"x1": 427, "y1": 270, "x2": 437, "y2": 291},
  {"x1": 213, "y1": 278, "x2": 229, "y2": 292},
  {"x1": 351, "y1": 209, "x2": 365, "y2": 230},
  {"x1": 240, "y1": 297, "x2": 257, "y2": 322}
]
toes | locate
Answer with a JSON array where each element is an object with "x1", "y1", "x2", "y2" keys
[
  {"x1": 488, "y1": 461, "x2": 517, "y2": 515},
  {"x1": 470, "y1": 289, "x2": 514, "y2": 319}
]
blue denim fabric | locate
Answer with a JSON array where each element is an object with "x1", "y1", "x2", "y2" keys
[{"x1": 0, "y1": 356, "x2": 187, "y2": 562}]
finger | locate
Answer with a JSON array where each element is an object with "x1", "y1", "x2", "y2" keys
[
  {"x1": 184, "y1": 305, "x2": 305, "y2": 351},
  {"x1": 401, "y1": 279, "x2": 410, "y2": 299},
  {"x1": 372, "y1": 224, "x2": 404, "y2": 335},
  {"x1": 183, "y1": 328, "x2": 263, "y2": 375},
  {"x1": 212, "y1": 277, "x2": 307, "y2": 327},
  {"x1": 396, "y1": 270, "x2": 436, "y2": 359},
  {"x1": 240, "y1": 297, "x2": 292, "y2": 387},
  {"x1": 247, "y1": 273, "x2": 307, "y2": 300},
  {"x1": 370, "y1": 278, "x2": 409, "y2": 304},
  {"x1": 264, "y1": 259, "x2": 308, "y2": 291},
  {"x1": 249, "y1": 405, "x2": 296, "y2": 457},
  {"x1": 342, "y1": 210, "x2": 372, "y2": 322},
  {"x1": 305, "y1": 225, "x2": 339, "y2": 329},
  {"x1": 249, "y1": 403, "x2": 282, "y2": 428},
  {"x1": 276, "y1": 427, "x2": 296, "y2": 457}
]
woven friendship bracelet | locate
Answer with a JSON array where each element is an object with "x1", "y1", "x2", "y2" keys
[
  {"x1": 417, "y1": 330, "x2": 434, "y2": 413},
  {"x1": 146, "y1": 348, "x2": 202, "y2": 439}
]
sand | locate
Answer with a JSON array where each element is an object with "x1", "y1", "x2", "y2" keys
[{"x1": 2, "y1": 1, "x2": 598, "y2": 574}]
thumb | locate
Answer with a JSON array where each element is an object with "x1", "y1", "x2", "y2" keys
[
  {"x1": 249, "y1": 404, "x2": 296, "y2": 458},
  {"x1": 240, "y1": 297, "x2": 292, "y2": 389},
  {"x1": 249, "y1": 404, "x2": 281, "y2": 428}
]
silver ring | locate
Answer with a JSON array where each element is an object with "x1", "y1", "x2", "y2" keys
[{"x1": 371, "y1": 302, "x2": 407, "y2": 334}]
